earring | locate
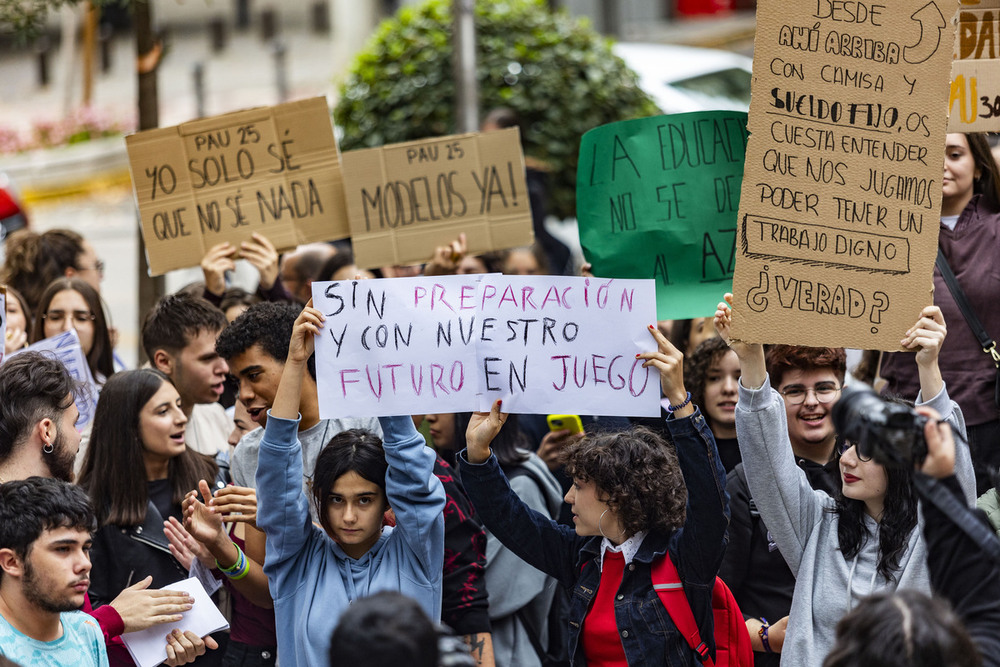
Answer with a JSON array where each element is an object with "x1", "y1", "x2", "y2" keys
[
  {"x1": 598, "y1": 509, "x2": 624, "y2": 540},
  {"x1": 42, "y1": 443, "x2": 54, "y2": 454}
]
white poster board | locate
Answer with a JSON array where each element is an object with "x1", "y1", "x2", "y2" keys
[
  {"x1": 15, "y1": 330, "x2": 99, "y2": 429},
  {"x1": 312, "y1": 275, "x2": 660, "y2": 417}
]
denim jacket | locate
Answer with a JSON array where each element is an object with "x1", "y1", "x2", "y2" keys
[{"x1": 458, "y1": 409, "x2": 730, "y2": 666}]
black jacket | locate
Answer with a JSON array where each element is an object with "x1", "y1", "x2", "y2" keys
[{"x1": 917, "y1": 473, "x2": 1000, "y2": 666}]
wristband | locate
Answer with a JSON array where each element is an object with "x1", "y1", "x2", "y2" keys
[
  {"x1": 667, "y1": 391, "x2": 692, "y2": 412},
  {"x1": 216, "y1": 544, "x2": 250, "y2": 580},
  {"x1": 759, "y1": 617, "x2": 773, "y2": 654}
]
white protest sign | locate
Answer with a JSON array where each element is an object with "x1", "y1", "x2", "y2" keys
[
  {"x1": 16, "y1": 330, "x2": 100, "y2": 429},
  {"x1": 313, "y1": 275, "x2": 481, "y2": 418},
  {"x1": 312, "y1": 275, "x2": 660, "y2": 418},
  {"x1": 473, "y1": 275, "x2": 659, "y2": 416}
]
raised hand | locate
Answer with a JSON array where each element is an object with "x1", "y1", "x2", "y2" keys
[
  {"x1": 289, "y1": 300, "x2": 324, "y2": 365},
  {"x1": 240, "y1": 232, "x2": 280, "y2": 290},
  {"x1": 164, "y1": 516, "x2": 215, "y2": 570},
  {"x1": 537, "y1": 429, "x2": 584, "y2": 472},
  {"x1": 715, "y1": 293, "x2": 765, "y2": 389},
  {"x1": 637, "y1": 324, "x2": 692, "y2": 417},
  {"x1": 200, "y1": 243, "x2": 237, "y2": 297},
  {"x1": 183, "y1": 480, "x2": 227, "y2": 547},
  {"x1": 210, "y1": 484, "x2": 258, "y2": 527},
  {"x1": 424, "y1": 232, "x2": 468, "y2": 276},
  {"x1": 465, "y1": 400, "x2": 507, "y2": 464}
]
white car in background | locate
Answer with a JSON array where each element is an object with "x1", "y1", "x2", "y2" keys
[{"x1": 614, "y1": 42, "x2": 753, "y2": 113}]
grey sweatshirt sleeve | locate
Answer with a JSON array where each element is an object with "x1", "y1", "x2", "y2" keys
[
  {"x1": 915, "y1": 383, "x2": 975, "y2": 506},
  {"x1": 735, "y1": 375, "x2": 830, "y2": 577}
]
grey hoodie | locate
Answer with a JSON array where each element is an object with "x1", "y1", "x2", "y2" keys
[
  {"x1": 483, "y1": 452, "x2": 564, "y2": 667},
  {"x1": 735, "y1": 376, "x2": 973, "y2": 666}
]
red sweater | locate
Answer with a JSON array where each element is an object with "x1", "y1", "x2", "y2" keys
[{"x1": 582, "y1": 550, "x2": 629, "y2": 666}]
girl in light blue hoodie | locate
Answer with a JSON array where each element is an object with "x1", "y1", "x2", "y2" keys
[{"x1": 255, "y1": 303, "x2": 445, "y2": 667}]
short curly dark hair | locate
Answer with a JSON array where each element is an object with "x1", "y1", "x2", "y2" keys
[
  {"x1": 685, "y1": 337, "x2": 734, "y2": 415},
  {"x1": 562, "y1": 426, "x2": 686, "y2": 536},
  {"x1": 215, "y1": 301, "x2": 314, "y2": 379}
]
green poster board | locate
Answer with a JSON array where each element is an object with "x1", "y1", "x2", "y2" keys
[{"x1": 577, "y1": 111, "x2": 748, "y2": 319}]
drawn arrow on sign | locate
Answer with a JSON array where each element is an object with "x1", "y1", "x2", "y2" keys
[{"x1": 904, "y1": 2, "x2": 946, "y2": 64}]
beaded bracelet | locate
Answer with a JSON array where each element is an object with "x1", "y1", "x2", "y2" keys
[{"x1": 667, "y1": 391, "x2": 692, "y2": 412}]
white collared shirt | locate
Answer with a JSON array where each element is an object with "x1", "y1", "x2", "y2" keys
[{"x1": 599, "y1": 530, "x2": 649, "y2": 571}]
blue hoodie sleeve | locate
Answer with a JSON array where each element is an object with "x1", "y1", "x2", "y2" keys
[
  {"x1": 378, "y1": 415, "x2": 446, "y2": 579},
  {"x1": 256, "y1": 411, "x2": 312, "y2": 572}
]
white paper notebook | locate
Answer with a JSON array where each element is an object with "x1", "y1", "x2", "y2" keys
[{"x1": 120, "y1": 577, "x2": 229, "y2": 667}]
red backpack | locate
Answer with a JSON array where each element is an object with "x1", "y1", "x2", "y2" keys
[{"x1": 652, "y1": 555, "x2": 754, "y2": 666}]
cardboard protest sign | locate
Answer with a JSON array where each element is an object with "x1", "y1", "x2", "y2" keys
[
  {"x1": 577, "y1": 112, "x2": 747, "y2": 320},
  {"x1": 126, "y1": 97, "x2": 348, "y2": 276},
  {"x1": 16, "y1": 330, "x2": 99, "y2": 429},
  {"x1": 947, "y1": 4, "x2": 1000, "y2": 130},
  {"x1": 730, "y1": 0, "x2": 955, "y2": 350},
  {"x1": 473, "y1": 275, "x2": 660, "y2": 416},
  {"x1": 340, "y1": 129, "x2": 533, "y2": 269},
  {"x1": 311, "y1": 275, "x2": 659, "y2": 418}
]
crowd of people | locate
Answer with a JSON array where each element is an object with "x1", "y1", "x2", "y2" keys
[{"x1": 1, "y1": 130, "x2": 1000, "y2": 667}]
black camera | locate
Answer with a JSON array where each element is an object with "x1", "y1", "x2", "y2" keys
[{"x1": 830, "y1": 383, "x2": 929, "y2": 468}]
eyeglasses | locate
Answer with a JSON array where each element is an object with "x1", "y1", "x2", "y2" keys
[
  {"x1": 779, "y1": 383, "x2": 841, "y2": 405},
  {"x1": 79, "y1": 260, "x2": 105, "y2": 276},
  {"x1": 43, "y1": 310, "x2": 96, "y2": 325}
]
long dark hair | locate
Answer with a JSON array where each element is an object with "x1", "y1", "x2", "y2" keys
[
  {"x1": 834, "y1": 463, "x2": 917, "y2": 581},
  {"x1": 965, "y1": 133, "x2": 1000, "y2": 211},
  {"x1": 31, "y1": 277, "x2": 114, "y2": 381},
  {"x1": 451, "y1": 412, "x2": 530, "y2": 473},
  {"x1": 312, "y1": 429, "x2": 388, "y2": 538},
  {"x1": 78, "y1": 369, "x2": 217, "y2": 527}
]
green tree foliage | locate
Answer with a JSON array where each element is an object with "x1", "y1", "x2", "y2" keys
[{"x1": 334, "y1": 0, "x2": 659, "y2": 219}]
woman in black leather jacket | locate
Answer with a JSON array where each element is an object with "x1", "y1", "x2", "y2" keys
[{"x1": 78, "y1": 369, "x2": 224, "y2": 665}]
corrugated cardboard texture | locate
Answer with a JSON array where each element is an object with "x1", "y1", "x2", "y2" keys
[
  {"x1": 339, "y1": 128, "x2": 533, "y2": 269},
  {"x1": 947, "y1": 5, "x2": 1000, "y2": 129},
  {"x1": 125, "y1": 97, "x2": 348, "y2": 276},
  {"x1": 732, "y1": 0, "x2": 956, "y2": 350}
]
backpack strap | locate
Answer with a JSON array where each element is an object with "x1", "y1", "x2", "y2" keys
[{"x1": 651, "y1": 554, "x2": 714, "y2": 666}]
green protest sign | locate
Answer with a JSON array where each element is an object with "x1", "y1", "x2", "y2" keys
[{"x1": 577, "y1": 111, "x2": 748, "y2": 319}]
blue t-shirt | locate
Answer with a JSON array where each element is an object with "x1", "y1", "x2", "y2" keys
[{"x1": 0, "y1": 610, "x2": 108, "y2": 666}]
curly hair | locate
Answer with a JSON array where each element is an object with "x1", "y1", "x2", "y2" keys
[
  {"x1": 1, "y1": 229, "x2": 86, "y2": 312},
  {"x1": 766, "y1": 344, "x2": 846, "y2": 388},
  {"x1": 833, "y1": 462, "x2": 917, "y2": 582},
  {"x1": 685, "y1": 337, "x2": 734, "y2": 414},
  {"x1": 823, "y1": 589, "x2": 980, "y2": 667},
  {"x1": 215, "y1": 301, "x2": 314, "y2": 379},
  {"x1": 562, "y1": 426, "x2": 686, "y2": 536}
]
